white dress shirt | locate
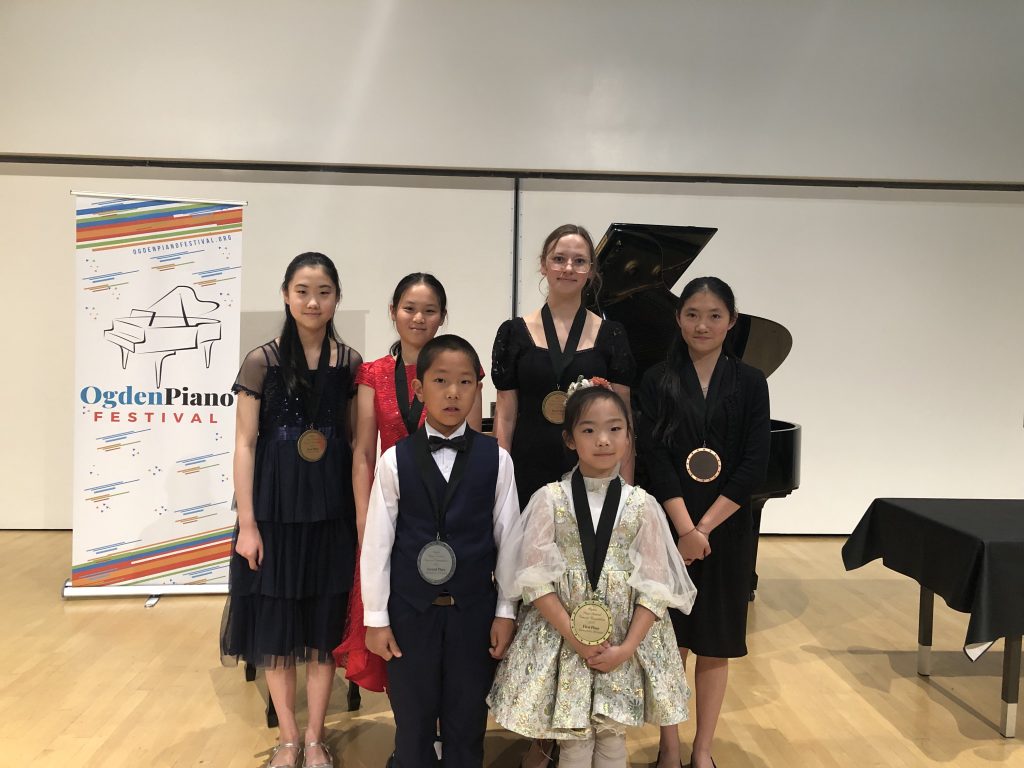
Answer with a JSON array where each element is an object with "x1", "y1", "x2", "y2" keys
[{"x1": 361, "y1": 421, "x2": 520, "y2": 627}]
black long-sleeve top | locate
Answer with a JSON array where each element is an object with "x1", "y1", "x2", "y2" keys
[{"x1": 636, "y1": 354, "x2": 771, "y2": 529}]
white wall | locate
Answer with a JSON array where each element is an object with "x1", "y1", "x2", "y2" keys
[
  {"x1": 0, "y1": 165, "x2": 512, "y2": 529},
  {"x1": 2, "y1": 1, "x2": 1023, "y2": 532},
  {"x1": 518, "y1": 180, "x2": 1024, "y2": 533},
  {"x1": 2, "y1": 1, "x2": 1023, "y2": 182}
]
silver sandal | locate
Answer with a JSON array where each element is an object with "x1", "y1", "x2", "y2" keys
[
  {"x1": 267, "y1": 742, "x2": 301, "y2": 768},
  {"x1": 303, "y1": 740, "x2": 333, "y2": 768}
]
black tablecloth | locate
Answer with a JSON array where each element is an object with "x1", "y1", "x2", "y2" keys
[{"x1": 842, "y1": 498, "x2": 1024, "y2": 652}]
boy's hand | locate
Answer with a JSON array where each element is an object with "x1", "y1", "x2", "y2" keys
[
  {"x1": 587, "y1": 642, "x2": 632, "y2": 674},
  {"x1": 366, "y1": 626, "x2": 403, "y2": 661},
  {"x1": 489, "y1": 617, "x2": 516, "y2": 659}
]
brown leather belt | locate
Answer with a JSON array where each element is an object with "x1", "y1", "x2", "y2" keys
[{"x1": 432, "y1": 594, "x2": 455, "y2": 606}]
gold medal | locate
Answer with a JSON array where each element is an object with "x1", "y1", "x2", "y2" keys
[
  {"x1": 685, "y1": 446, "x2": 722, "y2": 483},
  {"x1": 541, "y1": 390, "x2": 568, "y2": 424},
  {"x1": 570, "y1": 599, "x2": 614, "y2": 646},
  {"x1": 297, "y1": 429, "x2": 327, "y2": 462}
]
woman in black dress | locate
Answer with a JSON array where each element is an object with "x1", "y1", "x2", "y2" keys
[
  {"x1": 636, "y1": 277, "x2": 770, "y2": 768},
  {"x1": 222, "y1": 252, "x2": 360, "y2": 768},
  {"x1": 492, "y1": 223, "x2": 636, "y2": 512}
]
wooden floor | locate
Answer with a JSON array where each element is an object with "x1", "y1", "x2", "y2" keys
[{"x1": 4, "y1": 531, "x2": 1022, "y2": 767}]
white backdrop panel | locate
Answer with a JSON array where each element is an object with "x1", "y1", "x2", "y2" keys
[
  {"x1": 0, "y1": 166, "x2": 512, "y2": 529},
  {"x1": 2, "y1": 1, "x2": 1022, "y2": 182},
  {"x1": 517, "y1": 180, "x2": 1024, "y2": 534}
]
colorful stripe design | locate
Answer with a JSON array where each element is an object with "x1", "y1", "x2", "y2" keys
[
  {"x1": 71, "y1": 527, "x2": 234, "y2": 586},
  {"x1": 76, "y1": 199, "x2": 243, "y2": 252}
]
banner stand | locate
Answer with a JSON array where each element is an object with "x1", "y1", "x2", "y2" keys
[
  {"x1": 69, "y1": 192, "x2": 245, "y2": 599},
  {"x1": 61, "y1": 579, "x2": 228, "y2": 600}
]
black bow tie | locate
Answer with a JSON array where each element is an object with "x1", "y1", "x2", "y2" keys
[{"x1": 428, "y1": 434, "x2": 468, "y2": 453}]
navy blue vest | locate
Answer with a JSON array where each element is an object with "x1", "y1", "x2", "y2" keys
[{"x1": 390, "y1": 428, "x2": 499, "y2": 615}]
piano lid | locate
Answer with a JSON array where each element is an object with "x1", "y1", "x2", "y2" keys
[
  {"x1": 592, "y1": 223, "x2": 792, "y2": 379},
  {"x1": 137, "y1": 285, "x2": 220, "y2": 327}
]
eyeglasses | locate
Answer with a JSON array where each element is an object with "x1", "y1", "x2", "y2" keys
[{"x1": 547, "y1": 255, "x2": 593, "y2": 274}]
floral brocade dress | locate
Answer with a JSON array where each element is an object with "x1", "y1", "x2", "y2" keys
[{"x1": 488, "y1": 472, "x2": 696, "y2": 739}]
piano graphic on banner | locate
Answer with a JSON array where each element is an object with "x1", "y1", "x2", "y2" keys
[{"x1": 103, "y1": 285, "x2": 222, "y2": 388}]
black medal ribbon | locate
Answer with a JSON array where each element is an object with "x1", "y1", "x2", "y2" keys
[
  {"x1": 394, "y1": 353, "x2": 424, "y2": 436},
  {"x1": 570, "y1": 468, "x2": 622, "y2": 592},
  {"x1": 296, "y1": 333, "x2": 332, "y2": 428},
  {"x1": 541, "y1": 303, "x2": 587, "y2": 389},
  {"x1": 412, "y1": 427, "x2": 474, "y2": 541},
  {"x1": 685, "y1": 355, "x2": 730, "y2": 450}
]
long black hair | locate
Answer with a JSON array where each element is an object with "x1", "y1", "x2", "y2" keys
[
  {"x1": 388, "y1": 272, "x2": 448, "y2": 357},
  {"x1": 651, "y1": 276, "x2": 737, "y2": 447},
  {"x1": 278, "y1": 252, "x2": 342, "y2": 397}
]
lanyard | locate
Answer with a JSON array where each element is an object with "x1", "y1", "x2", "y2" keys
[
  {"x1": 570, "y1": 468, "x2": 622, "y2": 592},
  {"x1": 541, "y1": 303, "x2": 587, "y2": 389},
  {"x1": 686, "y1": 355, "x2": 732, "y2": 447},
  {"x1": 295, "y1": 333, "x2": 331, "y2": 428},
  {"x1": 412, "y1": 427, "x2": 474, "y2": 540},
  {"x1": 394, "y1": 353, "x2": 424, "y2": 436}
]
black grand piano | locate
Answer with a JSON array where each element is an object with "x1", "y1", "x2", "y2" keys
[{"x1": 592, "y1": 223, "x2": 801, "y2": 598}]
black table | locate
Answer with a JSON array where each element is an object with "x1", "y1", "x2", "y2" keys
[{"x1": 842, "y1": 498, "x2": 1024, "y2": 737}]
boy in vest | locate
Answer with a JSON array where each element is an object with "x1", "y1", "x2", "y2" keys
[{"x1": 363, "y1": 334, "x2": 519, "y2": 768}]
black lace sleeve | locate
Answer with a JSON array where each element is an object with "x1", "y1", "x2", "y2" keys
[
  {"x1": 490, "y1": 319, "x2": 521, "y2": 391},
  {"x1": 232, "y1": 345, "x2": 270, "y2": 399},
  {"x1": 601, "y1": 321, "x2": 637, "y2": 387}
]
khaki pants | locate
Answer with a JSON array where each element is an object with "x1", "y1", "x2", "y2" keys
[{"x1": 557, "y1": 730, "x2": 627, "y2": 768}]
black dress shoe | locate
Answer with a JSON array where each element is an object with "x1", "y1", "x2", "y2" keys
[{"x1": 347, "y1": 680, "x2": 362, "y2": 711}]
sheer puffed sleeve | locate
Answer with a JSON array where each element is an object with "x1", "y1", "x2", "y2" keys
[
  {"x1": 627, "y1": 490, "x2": 697, "y2": 617},
  {"x1": 341, "y1": 344, "x2": 363, "y2": 398},
  {"x1": 494, "y1": 484, "x2": 567, "y2": 604},
  {"x1": 232, "y1": 345, "x2": 270, "y2": 399},
  {"x1": 490, "y1": 319, "x2": 521, "y2": 391}
]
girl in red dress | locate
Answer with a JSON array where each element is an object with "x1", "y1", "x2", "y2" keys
[{"x1": 334, "y1": 273, "x2": 482, "y2": 692}]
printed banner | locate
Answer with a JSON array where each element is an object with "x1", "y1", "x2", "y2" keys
[{"x1": 71, "y1": 195, "x2": 244, "y2": 589}]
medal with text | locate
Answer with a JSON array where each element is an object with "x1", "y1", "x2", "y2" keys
[
  {"x1": 411, "y1": 428, "x2": 474, "y2": 587},
  {"x1": 417, "y1": 538, "x2": 457, "y2": 584},
  {"x1": 570, "y1": 599, "x2": 614, "y2": 646},
  {"x1": 568, "y1": 468, "x2": 622, "y2": 645},
  {"x1": 297, "y1": 429, "x2": 327, "y2": 462}
]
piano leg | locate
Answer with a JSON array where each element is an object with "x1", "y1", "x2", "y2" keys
[
  {"x1": 119, "y1": 347, "x2": 130, "y2": 369},
  {"x1": 749, "y1": 497, "x2": 767, "y2": 601},
  {"x1": 154, "y1": 351, "x2": 176, "y2": 389},
  {"x1": 203, "y1": 339, "x2": 217, "y2": 368}
]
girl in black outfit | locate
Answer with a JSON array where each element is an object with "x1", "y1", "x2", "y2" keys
[
  {"x1": 636, "y1": 277, "x2": 770, "y2": 768},
  {"x1": 222, "y1": 252, "x2": 360, "y2": 768}
]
